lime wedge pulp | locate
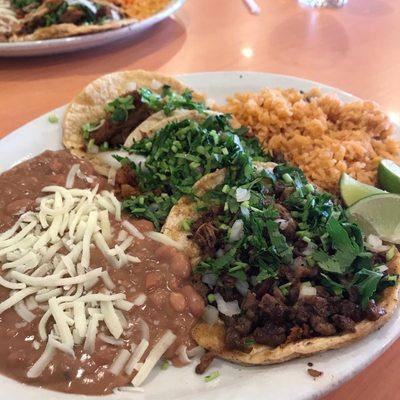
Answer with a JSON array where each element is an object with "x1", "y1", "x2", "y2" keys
[
  {"x1": 340, "y1": 173, "x2": 384, "y2": 207},
  {"x1": 346, "y1": 193, "x2": 400, "y2": 244},
  {"x1": 378, "y1": 159, "x2": 400, "y2": 193}
]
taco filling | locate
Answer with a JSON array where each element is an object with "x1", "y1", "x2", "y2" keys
[
  {"x1": 115, "y1": 114, "x2": 266, "y2": 227},
  {"x1": 83, "y1": 86, "x2": 206, "y2": 151},
  {"x1": 185, "y1": 160, "x2": 397, "y2": 353},
  {"x1": 17, "y1": 0, "x2": 125, "y2": 35}
]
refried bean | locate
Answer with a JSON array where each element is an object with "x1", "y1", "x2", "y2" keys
[{"x1": 0, "y1": 150, "x2": 204, "y2": 395}]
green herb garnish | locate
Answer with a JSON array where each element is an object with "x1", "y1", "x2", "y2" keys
[
  {"x1": 120, "y1": 114, "x2": 268, "y2": 228},
  {"x1": 139, "y1": 86, "x2": 205, "y2": 116},
  {"x1": 204, "y1": 371, "x2": 220, "y2": 382},
  {"x1": 105, "y1": 95, "x2": 135, "y2": 122},
  {"x1": 161, "y1": 360, "x2": 169, "y2": 370},
  {"x1": 48, "y1": 115, "x2": 58, "y2": 124}
]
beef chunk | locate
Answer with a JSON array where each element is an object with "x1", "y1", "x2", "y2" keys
[
  {"x1": 336, "y1": 299, "x2": 363, "y2": 322},
  {"x1": 233, "y1": 316, "x2": 253, "y2": 335},
  {"x1": 225, "y1": 325, "x2": 248, "y2": 352},
  {"x1": 259, "y1": 293, "x2": 288, "y2": 322},
  {"x1": 331, "y1": 314, "x2": 356, "y2": 333},
  {"x1": 294, "y1": 263, "x2": 318, "y2": 280},
  {"x1": 254, "y1": 278, "x2": 273, "y2": 299},
  {"x1": 193, "y1": 222, "x2": 220, "y2": 255},
  {"x1": 253, "y1": 322, "x2": 287, "y2": 347},
  {"x1": 241, "y1": 291, "x2": 258, "y2": 319},
  {"x1": 195, "y1": 351, "x2": 216, "y2": 374},
  {"x1": 90, "y1": 91, "x2": 152, "y2": 146},
  {"x1": 364, "y1": 299, "x2": 386, "y2": 321},
  {"x1": 191, "y1": 207, "x2": 222, "y2": 256},
  {"x1": 115, "y1": 165, "x2": 137, "y2": 187},
  {"x1": 59, "y1": 7, "x2": 86, "y2": 24},
  {"x1": 310, "y1": 315, "x2": 336, "y2": 336},
  {"x1": 274, "y1": 203, "x2": 297, "y2": 239},
  {"x1": 302, "y1": 296, "x2": 331, "y2": 318},
  {"x1": 288, "y1": 281, "x2": 300, "y2": 304}
]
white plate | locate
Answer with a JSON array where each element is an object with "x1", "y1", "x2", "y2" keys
[
  {"x1": 0, "y1": 0, "x2": 185, "y2": 57},
  {"x1": 0, "y1": 72, "x2": 399, "y2": 400}
]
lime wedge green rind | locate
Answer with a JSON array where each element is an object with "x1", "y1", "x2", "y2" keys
[
  {"x1": 340, "y1": 173, "x2": 384, "y2": 207},
  {"x1": 378, "y1": 159, "x2": 400, "y2": 194},
  {"x1": 346, "y1": 193, "x2": 400, "y2": 244}
]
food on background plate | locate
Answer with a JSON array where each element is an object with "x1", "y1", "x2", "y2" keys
[
  {"x1": 0, "y1": 150, "x2": 205, "y2": 394},
  {"x1": 0, "y1": 0, "x2": 175, "y2": 41},
  {"x1": 121, "y1": 0, "x2": 171, "y2": 20},
  {"x1": 221, "y1": 88, "x2": 400, "y2": 194}
]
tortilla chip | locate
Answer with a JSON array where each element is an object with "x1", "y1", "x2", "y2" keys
[
  {"x1": 162, "y1": 164, "x2": 400, "y2": 365},
  {"x1": 63, "y1": 70, "x2": 205, "y2": 176}
]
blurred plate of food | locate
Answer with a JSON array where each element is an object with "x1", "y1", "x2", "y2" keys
[{"x1": 0, "y1": 0, "x2": 184, "y2": 56}]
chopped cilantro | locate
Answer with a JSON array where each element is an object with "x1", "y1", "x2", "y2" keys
[
  {"x1": 244, "y1": 338, "x2": 256, "y2": 346},
  {"x1": 204, "y1": 371, "x2": 220, "y2": 382},
  {"x1": 207, "y1": 293, "x2": 216, "y2": 303},
  {"x1": 139, "y1": 86, "x2": 205, "y2": 116},
  {"x1": 105, "y1": 95, "x2": 135, "y2": 122},
  {"x1": 48, "y1": 115, "x2": 58, "y2": 124},
  {"x1": 161, "y1": 360, "x2": 169, "y2": 370},
  {"x1": 82, "y1": 120, "x2": 105, "y2": 140},
  {"x1": 120, "y1": 114, "x2": 269, "y2": 227},
  {"x1": 11, "y1": 0, "x2": 40, "y2": 9}
]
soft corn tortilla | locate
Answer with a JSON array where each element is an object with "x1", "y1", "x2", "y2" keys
[
  {"x1": 11, "y1": 18, "x2": 138, "y2": 41},
  {"x1": 63, "y1": 70, "x2": 204, "y2": 176},
  {"x1": 162, "y1": 164, "x2": 400, "y2": 365}
]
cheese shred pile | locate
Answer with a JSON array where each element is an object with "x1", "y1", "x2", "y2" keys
[{"x1": 0, "y1": 184, "x2": 141, "y2": 378}]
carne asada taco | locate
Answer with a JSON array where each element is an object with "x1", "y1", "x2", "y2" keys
[
  {"x1": 10, "y1": 0, "x2": 135, "y2": 41},
  {"x1": 162, "y1": 160, "x2": 400, "y2": 366},
  {"x1": 63, "y1": 70, "x2": 206, "y2": 176}
]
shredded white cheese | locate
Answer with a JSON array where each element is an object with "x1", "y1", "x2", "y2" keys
[
  {"x1": 131, "y1": 330, "x2": 176, "y2": 387},
  {"x1": 0, "y1": 185, "x2": 146, "y2": 379}
]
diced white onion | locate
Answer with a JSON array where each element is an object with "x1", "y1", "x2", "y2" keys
[
  {"x1": 215, "y1": 293, "x2": 241, "y2": 317},
  {"x1": 235, "y1": 188, "x2": 251, "y2": 203},
  {"x1": 202, "y1": 273, "x2": 217, "y2": 286},
  {"x1": 229, "y1": 219, "x2": 244, "y2": 242},
  {"x1": 187, "y1": 346, "x2": 204, "y2": 358},
  {"x1": 202, "y1": 305, "x2": 219, "y2": 325},
  {"x1": 366, "y1": 234, "x2": 390, "y2": 253},
  {"x1": 175, "y1": 345, "x2": 191, "y2": 365},
  {"x1": 299, "y1": 282, "x2": 317, "y2": 298}
]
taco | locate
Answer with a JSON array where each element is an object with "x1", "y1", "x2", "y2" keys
[
  {"x1": 63, "y1": 70, "x2": 206, "y2": 176},
  {"x1": 11, "y1": 0, "x2": 136, "y2": 41},
  {"x1": 162, "y1": 162, "x2": 400, "y2": 366}
]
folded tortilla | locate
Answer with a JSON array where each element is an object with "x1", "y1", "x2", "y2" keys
[
  {"x1": 162, "y1": 164, "x2": 400, "y2": 365},
  {"x1": 63, "y1": 70, "x2": 205, "y2": 176}
]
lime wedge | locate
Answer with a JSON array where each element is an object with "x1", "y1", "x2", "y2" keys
[
  {"x1": 340, "y1": 173, "x2": 384, "y2": 206},
  {"x1": 378, "y1": 159, "x2": 400, "y2": 193},
  {"x1": 346, "y1": 193, "x2": 400, "y2": 243}
]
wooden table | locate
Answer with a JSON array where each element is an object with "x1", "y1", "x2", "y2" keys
[{"x1": 0, "y1": 0, "x2": 399, "y2": 398}]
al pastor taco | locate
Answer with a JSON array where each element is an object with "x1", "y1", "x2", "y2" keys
[{"x1": 162, "y1": 160, "x2": 400, "y2": 366}]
